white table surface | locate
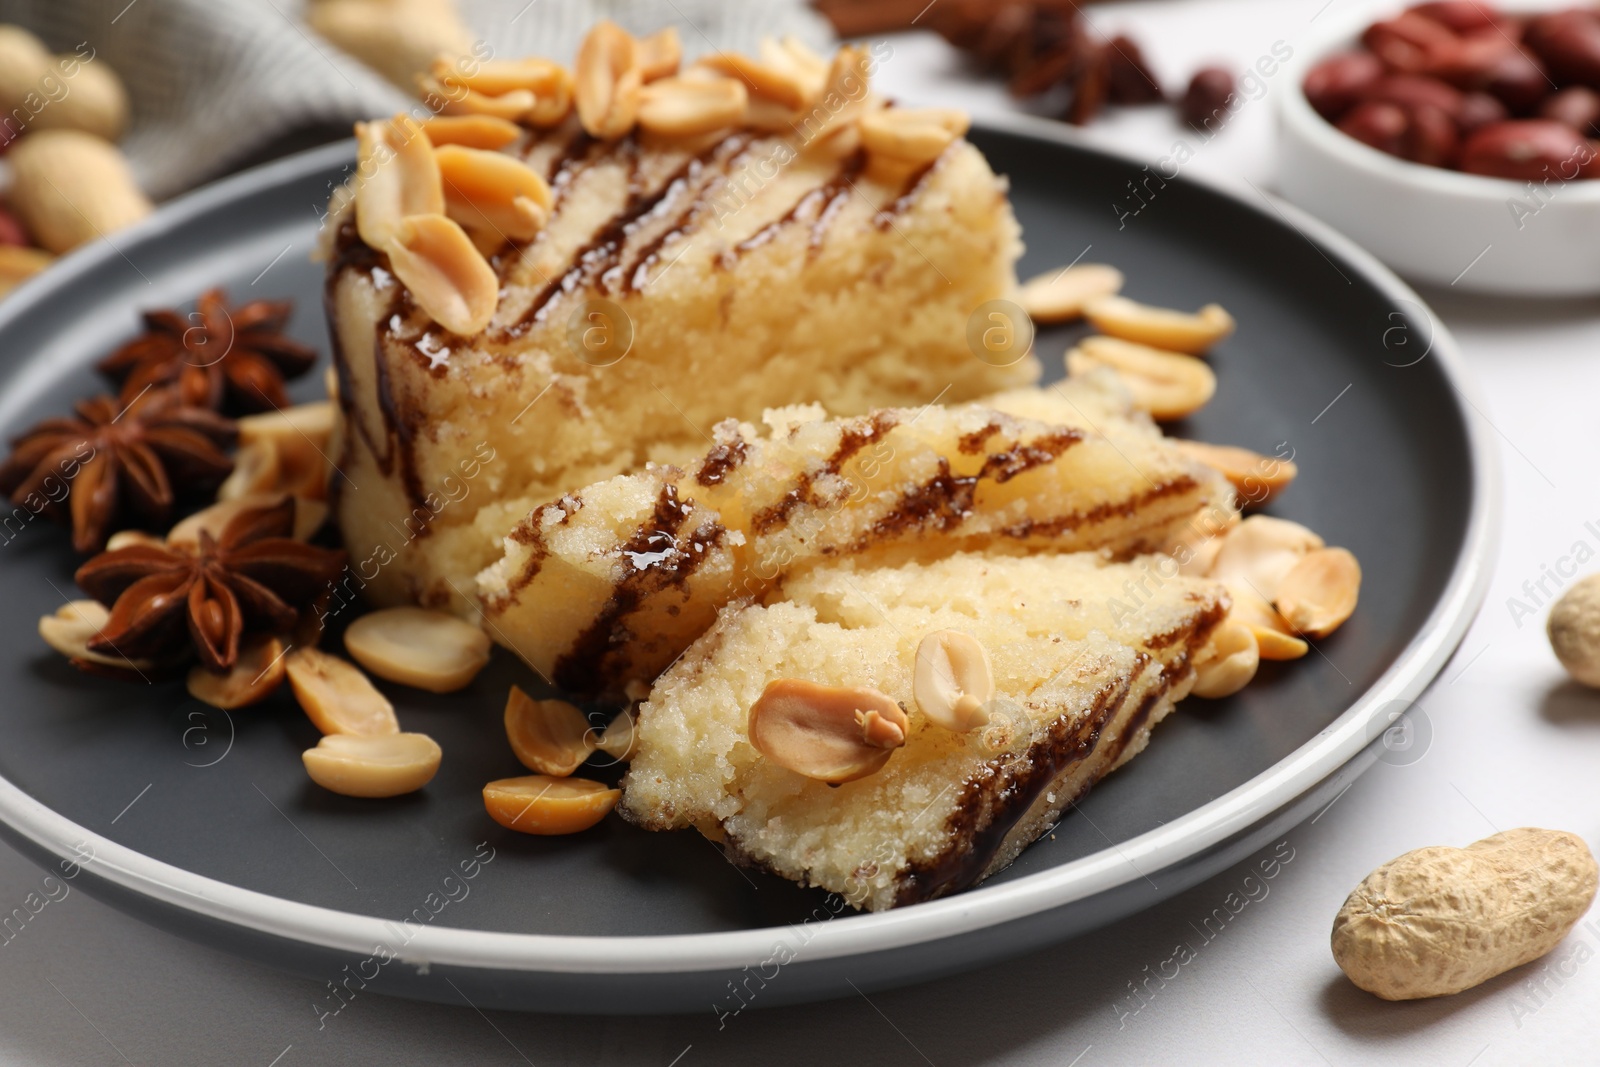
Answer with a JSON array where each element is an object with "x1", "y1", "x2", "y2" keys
[{"x1": 4, "y1": 2, "x2": 1598, "y2": 1063}]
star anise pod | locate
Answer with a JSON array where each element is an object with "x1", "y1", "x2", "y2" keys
[
  {"x1": 74, "y1": 498, "x2": 346, "y2": 672},
  {"x1": 98, "y1": 288, "x2": 318, "y2": 414},
  {"x1": 0, "y1": 388, "x2": 236, "y2": 554}
]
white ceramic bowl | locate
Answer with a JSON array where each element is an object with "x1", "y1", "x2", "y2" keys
[{"x1": 1277, "y1": 3, "x2": 1600, "y2": 295}]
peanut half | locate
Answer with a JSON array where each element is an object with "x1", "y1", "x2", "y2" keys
[
  {"x1": 1223, "y1": 581, "x2": 1309, "y2": 661},
  {"x1": 386, "y1": 213, "x2": 499, "y2": 336},
  {"x1": 168, "y1": 493, "x2": 325, "y2": 546},
  {"x1": 595, "y1": 706, "x2": 638, "y2": 762},
  {"x1": 435, "y1": 144, "x2": 553, "y2": 242},
  {"x1": 1276, "y1": 547, "x2": 1361, "y2": 639},
  {"x1": 912, "y1": 630, "x2": 995, "y2": 732},
  {"x1": 344, "y1": 606, "x2": 491, "y2": 692},
  {"x1": 187, "y1": 636, "x2": 287, "y2": 709},
  {"x1": 1066, "y1": 336, "x2": 1217, "y2": 421},
  {"x1": 804, "y1": 46, "x2": 873, "y2": 156},
  {"x1": 38, "y1": 600, "x2": 152, "y2": 672},
  {"x1": 638, "y1": 75, "x2": 749, "y2": 138},
  {"x1": 304, "y1": 732, "x2": 443, "y2": 798},
  {"x1": 637, "y1": 27, "x2": 683, "y2": 82},
  {"x1": 1332, "y1": 828, "x2": 1599, "y2": 1000},
  {"x1": 747, "y1": 678, "x2": 909, "y2": 783},
  {"x1": 236, "y1": 400, "x2": 336, "y2": 500},
  {"x1": 1190, "y1": 618, "x2": 1260, "y2": 699},
  {"x1": 1171, "y1": 439, "x2": 1298, "y2": 507},
  {"x1": 698, "y1": 51, "x2": 809, "y2": 110},
  {"x1": 421, "y1": 114, "x2": 523, "y2": 150},
  {"x1": 503, "y1": 686, "x2": 596, "y2": 776},
  {"x1": 1208, "y1": 515, "x2": 1324, "y2": 603},
  {"x1": 858, "y1": 107, "x2": 969, "y2": 168},
  {"x1": 483, "y1": 775, "x2": 619, "y2": 834},
  {"x1": 286, "y1": 647, "x2": 400, "y2": 736},
  {"x1": 354, "y1": 115, "x2": 443, "y2": 250},
  {"x1": 1082, "y1": 295, "x2": 1236, "y2": 355},
  {"x1": 575, "y1": 20, "x2": 643, "y2": 140},
  {"x1": 1018, "y1": 263, "x2": 1124, "y2": 324},
  {"x1": 420, "y1": 55, "x2": 574, "y2": 126}
]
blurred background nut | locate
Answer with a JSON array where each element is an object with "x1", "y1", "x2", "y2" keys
[
  {"x1": 307, "y1": 0, "x2": 472, "y2": 90},
  {"x1": 1338, "y1": 100, "x2": 1411, "y2": 156},
  {"x1": 1459, "y1": 119, "x2": 1599, "y2": 180},
  {"x1": 1547, "y1": 573, "x2": 1600, "y2": 687},
  {"x1": 1303, "y1": 51, "x2": 1385, "y2": 121},
  {"x1": 0, "y1": 245, "x2": 53, "y2": 299},
  {"x1": 1539, "y1": 86, "x2": 1600, "y2": 137},
  {"x1": 1525, "y1": 9, "x2": 1600, "y2": 90},
  {"x1": 1182, "y1": 66, "x2": 1236, "y2": 131},
  {"x1": 7, "y1": 130, "x2": 152, "y2": 254},
  {"x1": 0, "y1": 26, "x2": 129, "y2": 142}
]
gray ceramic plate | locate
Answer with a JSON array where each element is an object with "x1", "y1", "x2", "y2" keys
[{"x1": 0, "y1": 114, "x2": 1496, "y2": 1014}]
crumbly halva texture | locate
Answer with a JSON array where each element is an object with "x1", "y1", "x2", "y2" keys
[
  {"x1": 475, "y1": 370, "x2": 1234, "y2": 694},
  {"x1": 620, "y1": 550, "x2": 1230, "y2": 911},
  {"x1": 325, "y1": 116, "x2": 1033, "y2": 613}
]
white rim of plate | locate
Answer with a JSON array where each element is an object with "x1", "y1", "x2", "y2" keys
[{"x1": 0, "y1": 116, "x2": 1500, "y2": 977}]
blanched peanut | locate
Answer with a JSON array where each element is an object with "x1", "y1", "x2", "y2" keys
[
  {"x1": 435, "y1": 145, "x2": 553, "y2": 241},
  {"x1": 1082, "y1": 295, "x2": 1236, "y2": 355},
  {"x1": 1224, "y1": 582, "x2": 1309, "y2": 660},
  {"x1": 218, "y1": 438, "x2": 281, "y2": 501},
  {"x1": 354, "y1": 116, "x2": 443, "y2": 250},
  {"x1": 804, "y1": 46, "x2": 873, "y2": 156},
  {"x1": 344, "y1": 606, "x2": 491, "y2": 692},
  {"x1": 286, "y1": 647, "x2": 399, "y2": 735},
  {"x1": 1066, "y1": 336, "x2": 1217, "y2": 421},
  {"x1": 912, "y1": 630, "x2": 994, "y2": 731},
  {"x1": 595, "y1": 706, "x2": 638, "y2": 761},
  {"x1": 236, "y1": 401, "x2": 335, "y2": 500},
  {"x1": 421, "y1": 114, "x2": 523, "y2": 150},
  {"x1": 303, "y1": 732, "x2": 442, "y2": 798},
  {"x1": 1276, "y1": 547, "x2": 1361, "y2": 638},
  {"x1": 386, "y1": 213, "x2": 498, "y2": 336},
  {"x1": 638, "y1": 75, "x2": 748, "y2": 137},
  {"x1": 1171, "y1": 439, "x2": 1298, "y2": 507},
  {"x1": 1190, "y1": 619, "x2": 1260, "y2": 699},
  {"x1": 187, "y1": 637, "x2": 287, "y2": 709},
  {"x1": 698, "y1": 51, "x2": 808, "y2": 110},
  {"x1": 637, "y1": 27, "x2": 682, "y2": 82},
  {"x1": 760, "y1": 36, "x2": 829, "y2": 101},
  {"x1": 747, "y1": 678, "x2": 908, "y2": 783},
  {"x1": 1208, "y1": 515, "x2": 1324, "y2": 602},
  {"x1": 575, "y1": 20, "x2": 643, "y2": 140},
  {"x1": 1018, "y1": 263, "x2": 1124, "y2": 324},
  {"x1": 483, "y1": 775, "x2": 619, "y2": 834},
  {"x1": 167, "y1": 493, "x2": 324, "y2": 545},
  {"x1": 105, "y1": 530, "x2": 165, "y2": 551},
  {"x1": 38, "y1": 600, "x2": 151, "y2": 670},
  {"x1": 858, "y1": 107, "x2": 969, "y2": 167},
  {"x1": 503, "y1": 686, "x2": 595, "y2": 775}
]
